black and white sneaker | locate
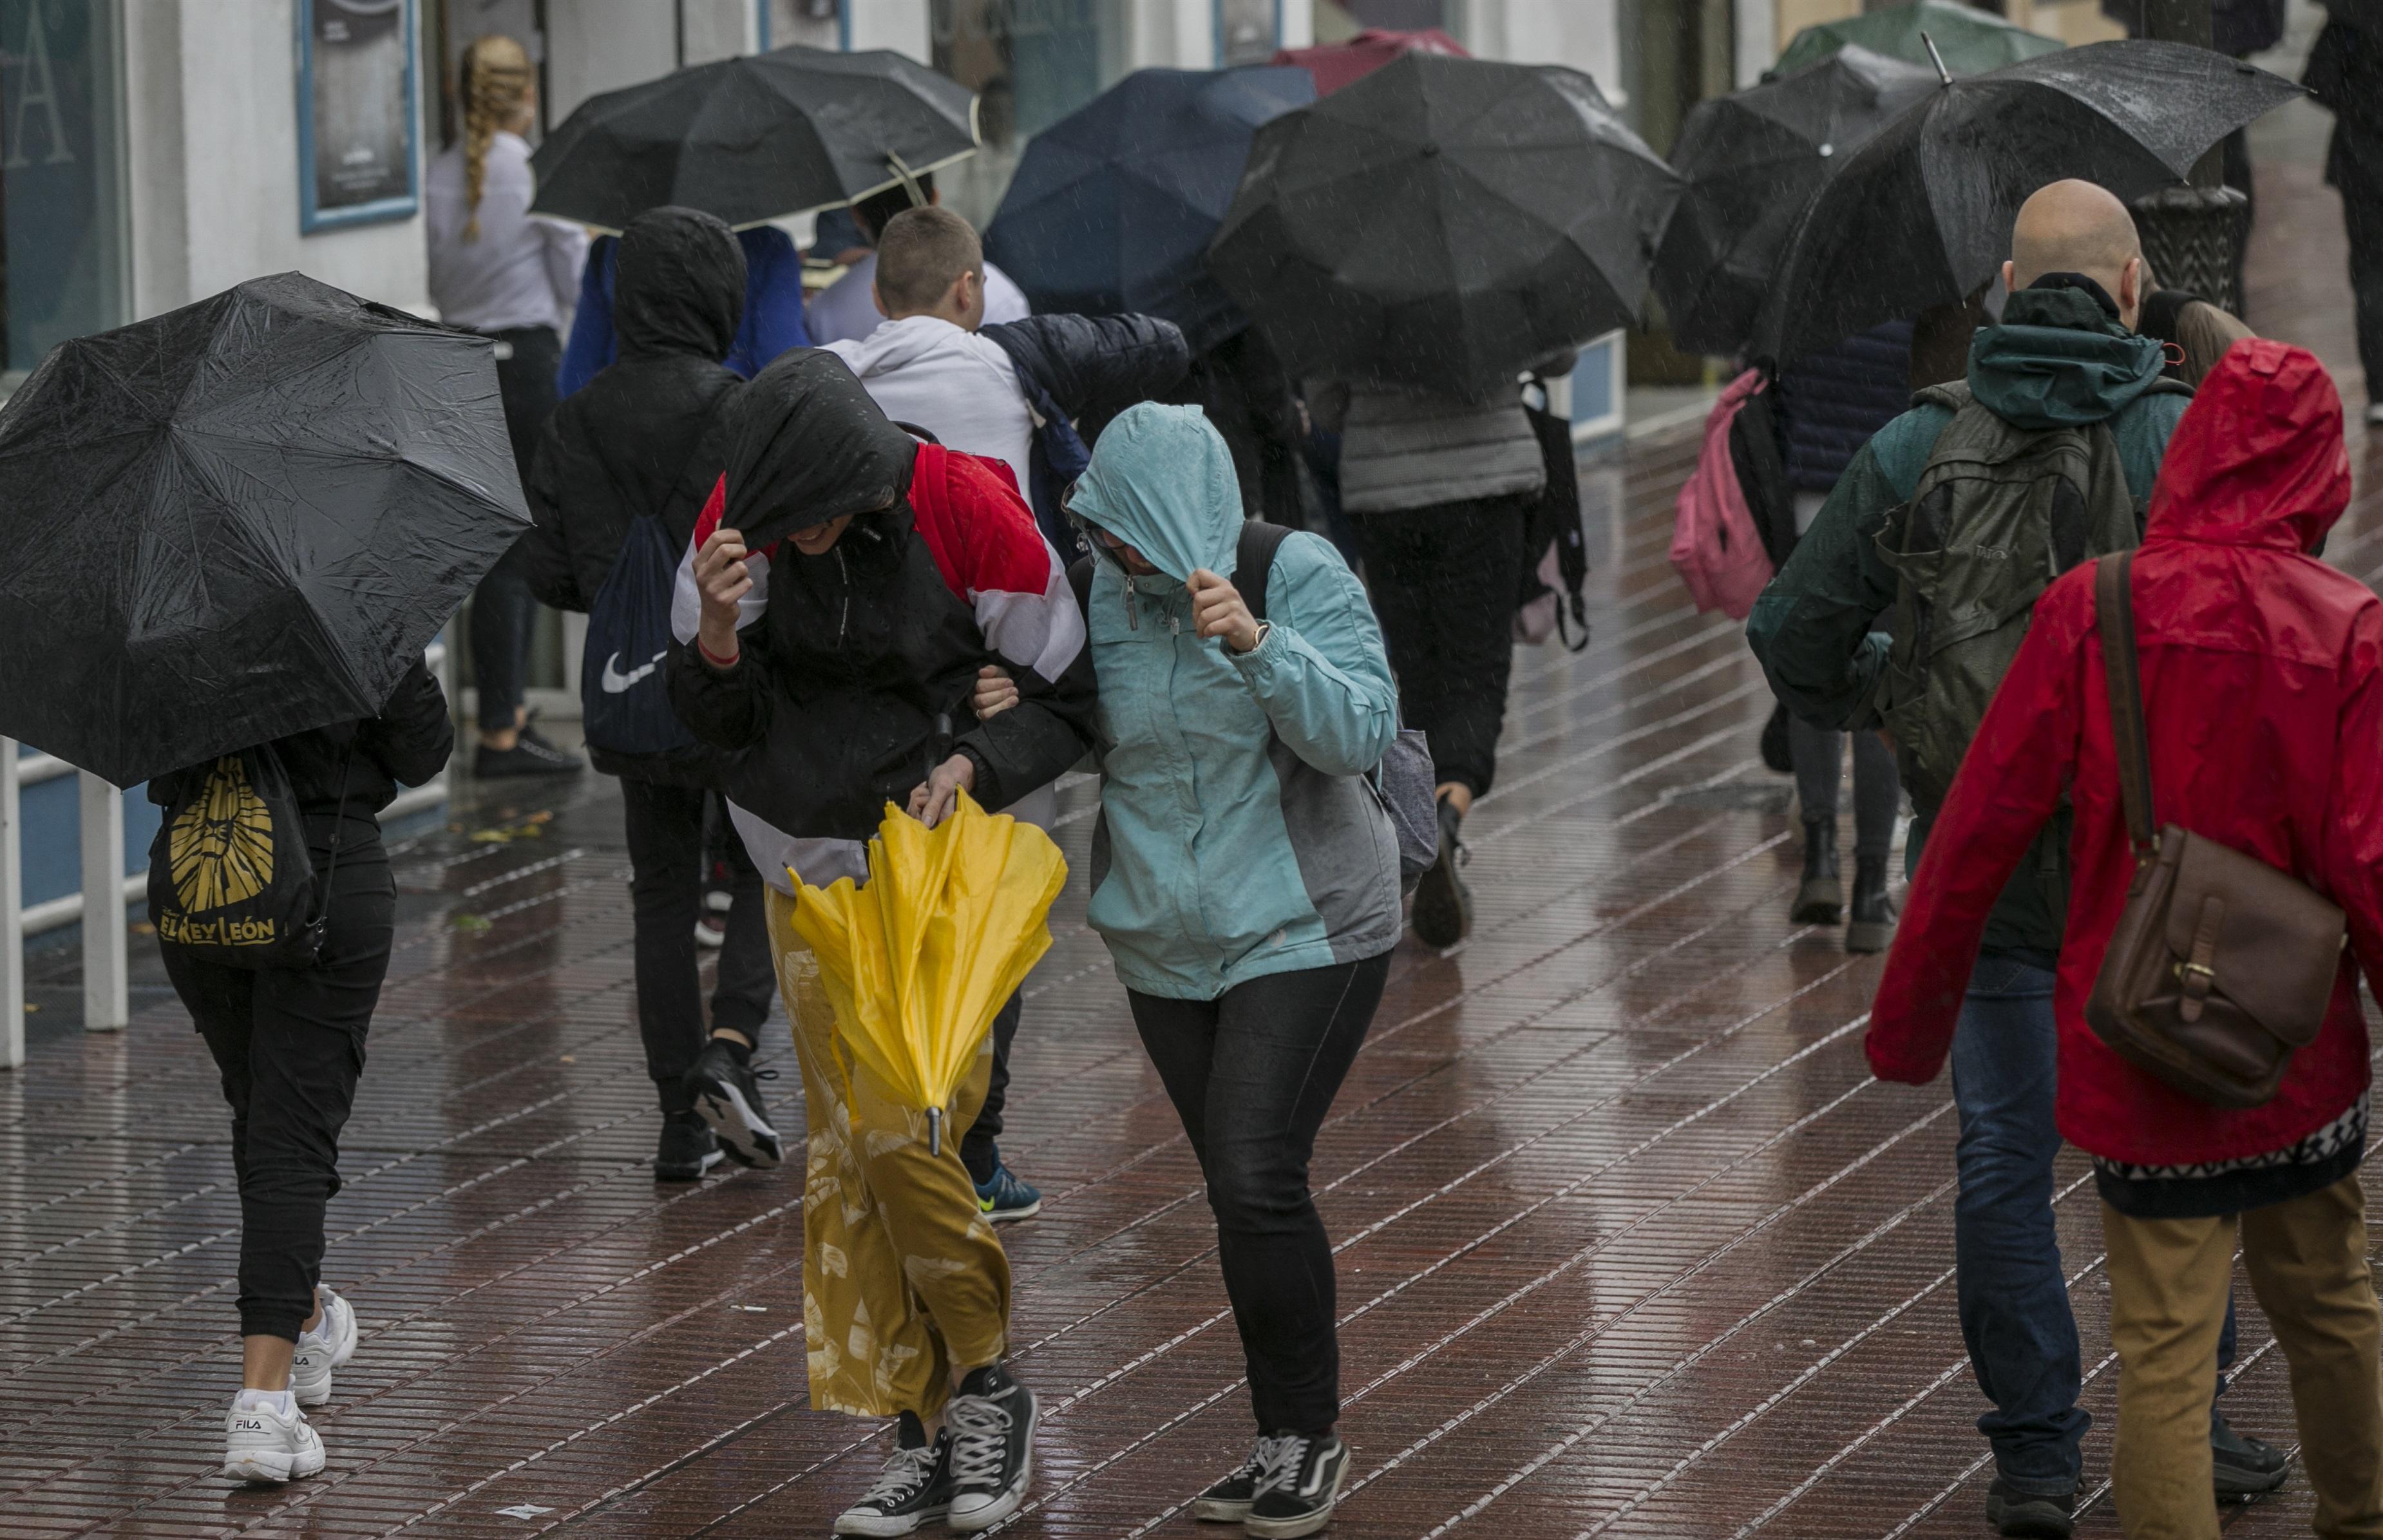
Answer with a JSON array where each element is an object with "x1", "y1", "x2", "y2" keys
[
  {"x1": 474, "y1": 727, "x2": 585, "y2": 779},
  {"x1": 945, "y1": 1364, "x2": 1038, "y2": 1532},
  {"x1": 1192, "y1": 1440, "x2": 1275, "y2": 1523},
  {"x1": 1244, "y1": 1433, "x2": 1349, "y2": 1539},
  {"x1": 835, "y1": 1416, "x2": 953, "y2": 1537},
  {"x1": 653, "y1": 1111, "x2": 724, "y2": 1182},
  {"x1": 682, "y1": 1038, "x2": 782, "y2": 1169}
]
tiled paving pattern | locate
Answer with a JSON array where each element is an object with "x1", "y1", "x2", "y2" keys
[{"x1": 5, "y1": 56, "x2": 2380, "y2": 1540}]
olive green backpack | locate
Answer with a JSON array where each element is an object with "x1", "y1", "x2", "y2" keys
[{"x1": 1874, "y1": 377, "x2": 2192, "y2": 818}]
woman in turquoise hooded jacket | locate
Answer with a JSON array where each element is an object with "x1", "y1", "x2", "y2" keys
[{"x1": 979, "y1": 402, "x2": 1400, "y2": 1536}]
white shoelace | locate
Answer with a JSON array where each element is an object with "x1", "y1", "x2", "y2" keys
[
  {"x1": 1251, "y1": 1433, "x2": 1310, "y2": 1498},
  {"x1": 860, "y1": 1441, "x2": 942, "y2": 1507},
  {"x1": 945, "y1": 1391, "x2": 1014, "y2": 1491}
]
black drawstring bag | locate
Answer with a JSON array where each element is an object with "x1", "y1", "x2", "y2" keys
[{"x1": 147, "y1": 743, "x2": 350, "y2": 969}]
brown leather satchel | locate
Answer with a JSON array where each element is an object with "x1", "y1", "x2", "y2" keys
[{"x1": 2084, "y1": 552, "x2": 2348, "y2": 1110}]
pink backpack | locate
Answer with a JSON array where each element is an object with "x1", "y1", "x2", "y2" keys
[{"x1": 1670, "y1": 367, "x2": 1776, "y2": 621}]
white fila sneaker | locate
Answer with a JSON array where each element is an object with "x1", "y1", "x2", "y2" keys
[
  {"x1": 290, "y1": 1287, "x2": 359, "y2": 1407},
  {"x1": 223, "y1": 1394, "x2": 327, "y2": 1484}
]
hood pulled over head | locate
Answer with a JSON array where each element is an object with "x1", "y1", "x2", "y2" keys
[
  {"x1": 1966, "y1": 283, "x2": 2165, "y2": 432},
  {"x1": 2145, "y1": 337, "x2": 2351, "y2": 555},
  {"x1": 1067, "y1": 403, "x2": 1243, "y2": 584},
  {"x1": 614, "y1": 206, "x2": 746, "y2": 361},
  {"x1": 726, "y1": 349, "x2": 917, "y2": 548}
]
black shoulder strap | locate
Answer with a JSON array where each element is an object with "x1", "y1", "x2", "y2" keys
[
  {"x1": 1237, "y1": 520, "x2": 1294, "y2": 623},
  {"x1": 1067, "y1": 554, "x2": 1094, "y2": 620}
]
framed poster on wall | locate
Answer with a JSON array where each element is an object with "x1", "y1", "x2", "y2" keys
[{"x1": 297, "y1": 0, "x2": 419, "y2": 232}]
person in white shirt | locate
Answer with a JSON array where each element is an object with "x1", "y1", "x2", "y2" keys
[
  {"x1": 423, "y1": 34, "x2": 588, "y2": 779},
  {"x1": 806, "y1": 173, "x2": 1029, "y2": 347}
]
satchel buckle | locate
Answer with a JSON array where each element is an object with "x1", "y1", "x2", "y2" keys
[{"x1": 2178, "y1": 960, "x2": 2216, "y2": 982}]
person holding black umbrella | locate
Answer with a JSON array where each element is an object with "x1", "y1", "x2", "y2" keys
[{"x1": 0, "y1": 274, "x2": 527, "y2": 1485}]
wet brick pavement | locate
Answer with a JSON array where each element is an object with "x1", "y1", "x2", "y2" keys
[{"x1": 3, "y1": 54, "x2": 2378, "y2": 1540}]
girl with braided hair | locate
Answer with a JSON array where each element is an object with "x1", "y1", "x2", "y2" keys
[{"x1": 426, "y1": 35, "x2": 589, "y2": 779}]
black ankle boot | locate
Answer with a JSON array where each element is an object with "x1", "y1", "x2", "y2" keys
[
  {"x1": 1845, "y1": 855, "x2": 1897, "y2": 954},
  {"x1": 1790, "y1": 816, "x2": 1843, "y2": 924}
]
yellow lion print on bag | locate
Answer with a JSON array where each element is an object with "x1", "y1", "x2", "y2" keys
[{"x1": 169, "y1": 756, "x2": 276, "y2": 912}]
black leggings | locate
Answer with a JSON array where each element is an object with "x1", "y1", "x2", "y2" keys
[
  {"x1": 1129, "y1": 951, "x2": 1391, "y2": 1436},
  {"x1": 162, "y1": 846, "x2": 395, "y2": 1342},
  {"x1": 1356, "y1": 496, "x2": 1529, "y2": 797},
  {"x1": 620, "y1": 781, "x2": 775, "y2": 1097}
]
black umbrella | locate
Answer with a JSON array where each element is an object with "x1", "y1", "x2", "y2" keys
[
  {"x1": 984, "y1": 66, "x2": 1315, "y2": 354},
  {"x1": 1653, "y1": 44, "x2": 1940, "y2": 356},
  {"x1": 1751, "y1": 40, "x2": 2301, "y2": 363},
  {"x1": 1207, "y1": 53, "x2": 1682, "y2": 395},
  {"x1": 0, "y1": 274, "x2": 528, "y2": 788},
  {"x1": 531, "y1": 46, "x2": 978, "y2": 231}
]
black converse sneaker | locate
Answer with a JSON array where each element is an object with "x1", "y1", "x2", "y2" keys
[
  {"x1": 1244, "y1": 1432, "x2": 1349, "y2": 1539},
  {"x1": 1192, "y1": 1439, "x2": 1275, "y2": 1523},
  {"x1": 834, "y1": 1414, "x2": 952, "y2": 1537},
  {"x1": 945, "y1": 1364, "x2": 1038, "y2": 1532}
]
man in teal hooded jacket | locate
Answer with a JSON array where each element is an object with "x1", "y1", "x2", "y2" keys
[{"x1": 1747, "y1": 180, "x2": 2281, "y2": 1537}]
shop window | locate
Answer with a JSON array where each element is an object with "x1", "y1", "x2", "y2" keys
[{"x1": 1, "y1": 0, "x2": 127, "y2": 381}]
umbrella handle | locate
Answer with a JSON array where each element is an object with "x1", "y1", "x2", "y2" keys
[{"x1": 928, "y1": 1105, "x2": 943, "y2": 1157}]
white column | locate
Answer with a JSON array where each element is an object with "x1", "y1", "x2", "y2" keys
[
  {"x1": 1, "y1": 743, "x2": 23, "y2": 1069},
  {"x1": 1278, "y1": 0, "x2": 1315, "y2": 48},
  {"x1": 1736, "y1": 0, "x2": 1777, "y2": 86},
  {"x1": 79, "y1": 774, "x2": 128, "y2": 1034}
]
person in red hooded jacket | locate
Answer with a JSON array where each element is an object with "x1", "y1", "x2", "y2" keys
[{"x1": 1868, "y1": 338, "x2": 2383, "y2": 1539}]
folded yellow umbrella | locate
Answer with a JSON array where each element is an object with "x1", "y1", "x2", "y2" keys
[{"x1": 788, "y1": 791, "x2": 1067, "y2": 1154}]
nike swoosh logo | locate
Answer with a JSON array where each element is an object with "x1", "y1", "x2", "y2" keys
[{"x1": 599, "y1": 649, "x2": 667, "y2": 694}]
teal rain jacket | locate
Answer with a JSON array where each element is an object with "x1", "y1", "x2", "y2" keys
[{"x1": 1068, "y1": 403, "x2": 1403, "y2": 1000}]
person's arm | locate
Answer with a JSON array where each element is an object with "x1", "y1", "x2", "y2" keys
[
  {"x1": 663, "y1": 524, "x2": 773, "y2": 750},
  {"x1": 555, "y1": 240, "x2": 615, "y2": 399},
  {"x1": 1744, "y1": 432, "x2": 1913, "y2": 730},
  {"x1": 1866, "y1": 575, "x2": 2088, "y2": 1083},
  {"x1": 2322, "y1": 607, "x2": 2383, "y2": 1009},
  {"x1": 356, "y1": 658, "x2": 454, "y2": 788},
  {"x1": 1194, "y1": 536, "x2": 1398, "y2": 777},
  {"x1": 984, "y1": 314, "x2": 1190, "y2": 429},
  {"x1": 539, "y1": 216, "x2": 591, "y2": 339},
  {"x1": 516, "y1": 417, "x2": 584, "y2": 611}
]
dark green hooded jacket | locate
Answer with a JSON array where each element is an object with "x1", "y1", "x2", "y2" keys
[{"x1": 1745, "y1": 285, "x2": 2190, "y2": 962}]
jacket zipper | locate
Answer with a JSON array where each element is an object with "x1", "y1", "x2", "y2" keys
[
  {"x1": 1125, "y1": 575, "x2": 1138, "y2": 630},
  {"x1": 835, "y1": 547, "x2": 851, "y2": 646}
]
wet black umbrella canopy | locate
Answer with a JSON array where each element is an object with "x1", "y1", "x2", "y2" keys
[
  {"x1": 1207, "y1": 52, "x2": 1682, "y2": 396},
  {"x1": 1751, "y1": 40, "x2": 2302, "y2": 363},
  {"x1": 1653, "y1": 45, "x2": 1940, "y2": 356},
  {"x1": 0, "y1": 273, "x2": 528, "y2": 787},
  {"x1": 531, "y1": 46, "x2": 979, "y2": 231}
]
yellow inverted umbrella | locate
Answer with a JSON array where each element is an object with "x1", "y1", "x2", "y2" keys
[{"x1": 788, "y1": 791, "x2": 1067, "y2": 1154}]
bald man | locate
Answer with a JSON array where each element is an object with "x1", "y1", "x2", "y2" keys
[{"x1": 1749, "y1": 178, "x2": 2287, "y2": 1539}]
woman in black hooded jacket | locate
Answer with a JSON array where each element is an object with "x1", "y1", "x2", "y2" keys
[{"x1": 519, "y1": 206, "x2": 776, "y2": 1182}]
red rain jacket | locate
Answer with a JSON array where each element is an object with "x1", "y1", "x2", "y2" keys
[{"x1": 1866, "y1": 339, "x2": 2383, "y2": 1168}]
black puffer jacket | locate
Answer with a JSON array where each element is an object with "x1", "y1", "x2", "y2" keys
[
  {"x1": 667, "y1": 350, "x2": 1096, "y2": 841},
  {"x1": 1774, "y1": 318, "x2": 1913, "y2": 495},
  {"x1": 982, "y1": 311, "x2": 1190, "y2": 552},
  {"x1": 521, "y1": 205, "x2": 746, "y2": 783}
]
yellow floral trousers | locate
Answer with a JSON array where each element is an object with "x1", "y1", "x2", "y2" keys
[{"x1": 765, "y1": 889, "x2": 1012, "y2": 1419}]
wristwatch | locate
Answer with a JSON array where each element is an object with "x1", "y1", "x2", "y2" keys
[{"x1": 1233, "y1": 622, "x2": 1271, "y2": 656}]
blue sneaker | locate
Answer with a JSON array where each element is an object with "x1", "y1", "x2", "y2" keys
[{"x1": 973, "y1": 1161, "x2": 1042, "y2": 1223}]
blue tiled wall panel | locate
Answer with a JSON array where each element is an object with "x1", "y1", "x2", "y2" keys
[{"x1": 17, "y1": 772, "x2": 158, "y2": 909}]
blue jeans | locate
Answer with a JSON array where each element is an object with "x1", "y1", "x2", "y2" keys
[{"x1": 1950, "y1": 957, "x2": 2241, "y2": 1494}]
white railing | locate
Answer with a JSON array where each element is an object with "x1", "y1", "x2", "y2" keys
[{"x1": 0, "y1": 640, "x2": 451, "y2": 1070}]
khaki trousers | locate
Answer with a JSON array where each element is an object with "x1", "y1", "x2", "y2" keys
[
  {"x1": 767, "y1": 889, "x2": 1011, "y2": 1420},
  {"x1": 2102, "y1": 1172, "x2": 2383, "y2": 1539}
]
